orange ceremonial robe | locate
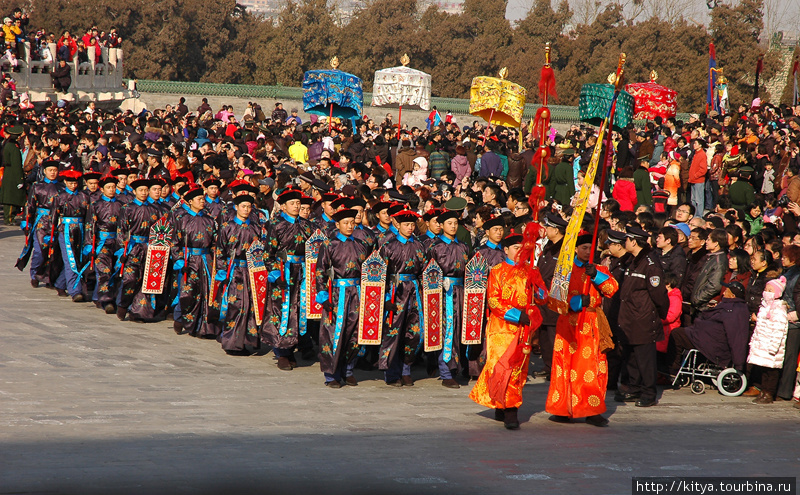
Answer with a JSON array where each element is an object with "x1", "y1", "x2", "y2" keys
[
  {"x1": 469, "y1": 260, "x2": 546, "y2": 410},
  {"x1": 545, "y1": 262, "x2": 618, "y2": 418}
]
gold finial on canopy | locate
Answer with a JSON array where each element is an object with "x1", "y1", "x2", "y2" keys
[
  {"x1": 498, "y1": 67, "x2": 508, "y2": 80},
  {"x1": 330, "y1": 56, "x2": 340, "y2": 70},
  {"x1": 650, "y1": 70, "x2": 658, "y2": 82},
  {"x1": 545, "y1": 42, "x2": 551, "y2": 67},
  {"x1": 400, "y1": 54, "x2": 410, "y2": 66}
]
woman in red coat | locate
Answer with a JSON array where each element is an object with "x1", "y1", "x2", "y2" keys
[{"x1": 612, "y1": 166, "x2": 637, "y2": 211}]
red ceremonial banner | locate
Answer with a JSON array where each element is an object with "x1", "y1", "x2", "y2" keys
[
  {"x1": 424, "y1": 291, "x2": 443, "y2": 351},
  {"x1": 358, "y1": 252, "x2": 386, "y2": 345},
  {"x1": 141, "y1": 245, "x2": 170, "y2": 294},
  {"x1": 462, "y1": 292, "x2": 485, "y2": 344}
]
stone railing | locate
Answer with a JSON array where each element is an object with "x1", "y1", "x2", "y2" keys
[{"x1": 2, "y1": 42, "x2": 128, "y2": 103}]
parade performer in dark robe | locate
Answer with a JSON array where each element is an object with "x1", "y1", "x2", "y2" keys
[
  {"x1": 314, "y1": 208, "x2": 370, "y2": 387},
  {"x1": 299, "y1": 195, "x2": 314, "y2": 220},
  {"x1": 346, "y1": 197, "x2": 375, "y2": 251},
  {"x1": 112, "y1": 168, "x2": 132, "y2": 205},
  {"x1": 163, "y1": 184, "x2": 191, "y2": 318},
  {"x1": 212, "y1": 195, "x2": 264, "y2": 354},
  {"x1": 115, "y1": 178, "x2": 161, "y2": 321},
  {"x1": 462, "y1": 215, "x2": 507, "y2": 378},
  {"x1": 83, "y1": 176, "x2": 122, "y2": 313},
  {"x1": 51, "y1": 170, "x2": 90, "y2": 301},
  {"x1": 162, "y1": 178, "x2": 180, "y2": 208},
  {"x1": 262, "y1": 189, "x2": 315, "y2": 370},
  {"x1": 546, "y1": 232, "x2": 619, "y2": 427},
  {"x1": 203, "y1": 178, "x2": 223, "y2": 220},
  {"x1": 222, "y1": 183, "x2": 269, "y2": 229},
  {"x1": 475, "y1": 216, "x2": 506, "y2": 267},
  {"x1": 82, "y1": 172, "x2": 102, "y2": 203},
  {"x1": 421, "y1": 208, "x2": 443, "y2": 250},
  {"x1": 470, "y1": 233, "x2": 547, "y2": 429},
  {"x1": 164, "y1": 176, "x2": 186, "y2": 209},
  {"x1": 371, "y1": 201, "x2": 393, "y2": 247},
  {"x1": 16, "y1": 160, "x2": 61, "y2": 287},
  {"x1": 147, "y1": 178, "x2": 169, "y2": 216},
  {"x1": 126, "y1": 178, "x2": 172, "y2": 320},
  {"x1": 312, "y1": 192, "x2": 338, "y2": 236},
  {"x1": 172, "y1": 186, "x2": 218, "y2": 337},
  {"x1": 79, "y1": 172, "x2": 102, "y2": 296},
  {"x1": 378, "y1": 210, "x2": 427, "y2": 386},
  {"x1": 377, "y1": 203, "x2": 405, "y2": 247},
  {"x1": 428, "y1": 209, "x2": 470, "y2": 388}
]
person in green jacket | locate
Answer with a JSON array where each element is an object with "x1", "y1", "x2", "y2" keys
[
  {"x1": 633, "y1": 157, "x2": 652, "y2": 207},
  {"x1": 728, "y1": 167, "x2": 756, "y2": 213},
  {"x1": 0, "y1": 125, "x2": 25, "y2": 225},
  {"x1": 550, "y1": 148, "x2": 575, "y2": 206},
  {"x1": 745, "y1": 202, "x2": 764, "y2": 235}
]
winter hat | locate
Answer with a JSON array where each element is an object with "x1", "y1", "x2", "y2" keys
[{"x1": 766, "y1": 276, "x2": 787, "y2": 298}]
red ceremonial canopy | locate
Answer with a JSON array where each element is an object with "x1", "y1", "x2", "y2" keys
[{"x1": 624, "y1": 70, "x2": 677, "y2": 121}]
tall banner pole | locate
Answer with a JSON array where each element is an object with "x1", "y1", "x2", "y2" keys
[{"x1": 547, "y1": 53, "x2": 627, "y2": 314}]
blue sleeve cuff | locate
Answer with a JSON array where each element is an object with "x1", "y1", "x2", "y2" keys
[
  {"x1": 267, "y1": 270, "x2": 281, "y2": 283},
  {"x1": 503, "y1": 308, "x2": 522, "y2": 324},
  {"x1": 590, "y1": 270, "x2": 610, "y2": 285},
  {"x1": 316, "y1": 291, "x2": 330, "y2": 304},
  {"x1": 569, "y1": 295, "x2": 583, "y2": 312},
  {"x1": 536, "y1": 287, "x2": 547, "y2": 300}
]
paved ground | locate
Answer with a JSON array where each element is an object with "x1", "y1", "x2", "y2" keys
[{"x1": 0, "y1": 224, "x2": 798, "y2": 495}]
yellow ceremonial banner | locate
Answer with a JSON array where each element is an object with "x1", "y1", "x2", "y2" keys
[
  {"x1": 469, "y1": 72, "x2": 526, "y2": 128},
  {"x1": 547, "y1": 120, "x2": 608, "y2": 315},
  {"x1": 548, "y1": 54, "x2": 626, "y2": 315}
]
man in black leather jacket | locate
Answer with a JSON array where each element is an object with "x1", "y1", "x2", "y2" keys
[{"x1": 691, "y1": 228, "x2": 728, "y2": 315}]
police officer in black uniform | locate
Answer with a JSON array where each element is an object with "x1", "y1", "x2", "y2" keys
[
  {"x1": 616, "y1": 224, "x2": 669, "y2": 407},
  {"x1": 602, "y1": 229, "x2": 631, "y2": 392}
]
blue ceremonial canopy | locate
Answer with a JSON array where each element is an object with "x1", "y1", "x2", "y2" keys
[{"x1": 302, "y1": 58, "x2": 363, "y2": 122}]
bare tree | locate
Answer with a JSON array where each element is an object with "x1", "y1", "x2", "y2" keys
[
  {"x1": 572, "y1": 0, "x2": 602, "y2": 24},
  {"x1": 763, "y1": 0, "x2": 800, "y2": 39},
  {"x1": 641, "y1": 0, "x2": 705, "y2": 23}
]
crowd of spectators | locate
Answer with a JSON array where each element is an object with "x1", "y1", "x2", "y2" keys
[{"x1": 0, "y1": 8, "x2": 797, "y2": 405}]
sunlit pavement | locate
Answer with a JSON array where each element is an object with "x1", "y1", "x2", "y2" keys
[{"x1": 0, "y1": 225, "x2": 797, "y2": 495}]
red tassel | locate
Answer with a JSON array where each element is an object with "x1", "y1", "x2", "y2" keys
[
  {"x1": 539, "y1": 66, "x2": 558, "y2": 102},
  {"x1": 376, "y1": 156, "x2": 392, "y2": 177},
  {"x1": 518, "y1": 220, "x2": 543, "y2": 272},
  {"x1": 531, "y1": 147, "x2": 551, "y2": 183},
  {"x1": 529, "y1": 184, "x2": 547, "y2": 214},
  {"x1": 532, "y1": 107, "x2": 550, "y2": 137}
]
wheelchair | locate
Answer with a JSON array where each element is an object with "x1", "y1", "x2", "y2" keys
[{"x1": 671, "y1": 349, "x2": 748, "y2": 396}]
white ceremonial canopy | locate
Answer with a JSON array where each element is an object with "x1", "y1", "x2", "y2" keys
[{"x1": 371, "y1": 64, "x2": 431, "y2": 111}]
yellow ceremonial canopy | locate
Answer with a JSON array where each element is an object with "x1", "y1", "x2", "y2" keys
[{"x1": 469, "y1": 68, "x2": 527, "y2": 128}]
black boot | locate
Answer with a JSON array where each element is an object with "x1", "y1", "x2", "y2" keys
[
  {"x1": 503, "y1": 408, "x2": 520, "y2": 430},
  {"x1": 494, "y1": 409, "x2": 505, "y2": 421}
]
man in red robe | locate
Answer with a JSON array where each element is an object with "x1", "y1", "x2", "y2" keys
[{"x1": 546, "y1": 232, "x2": 619, "y2": 427}]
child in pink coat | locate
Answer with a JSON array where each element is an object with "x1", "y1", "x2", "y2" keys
[{"x1": 659, "y1": 273, "x2": 683, "y2": 354}]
